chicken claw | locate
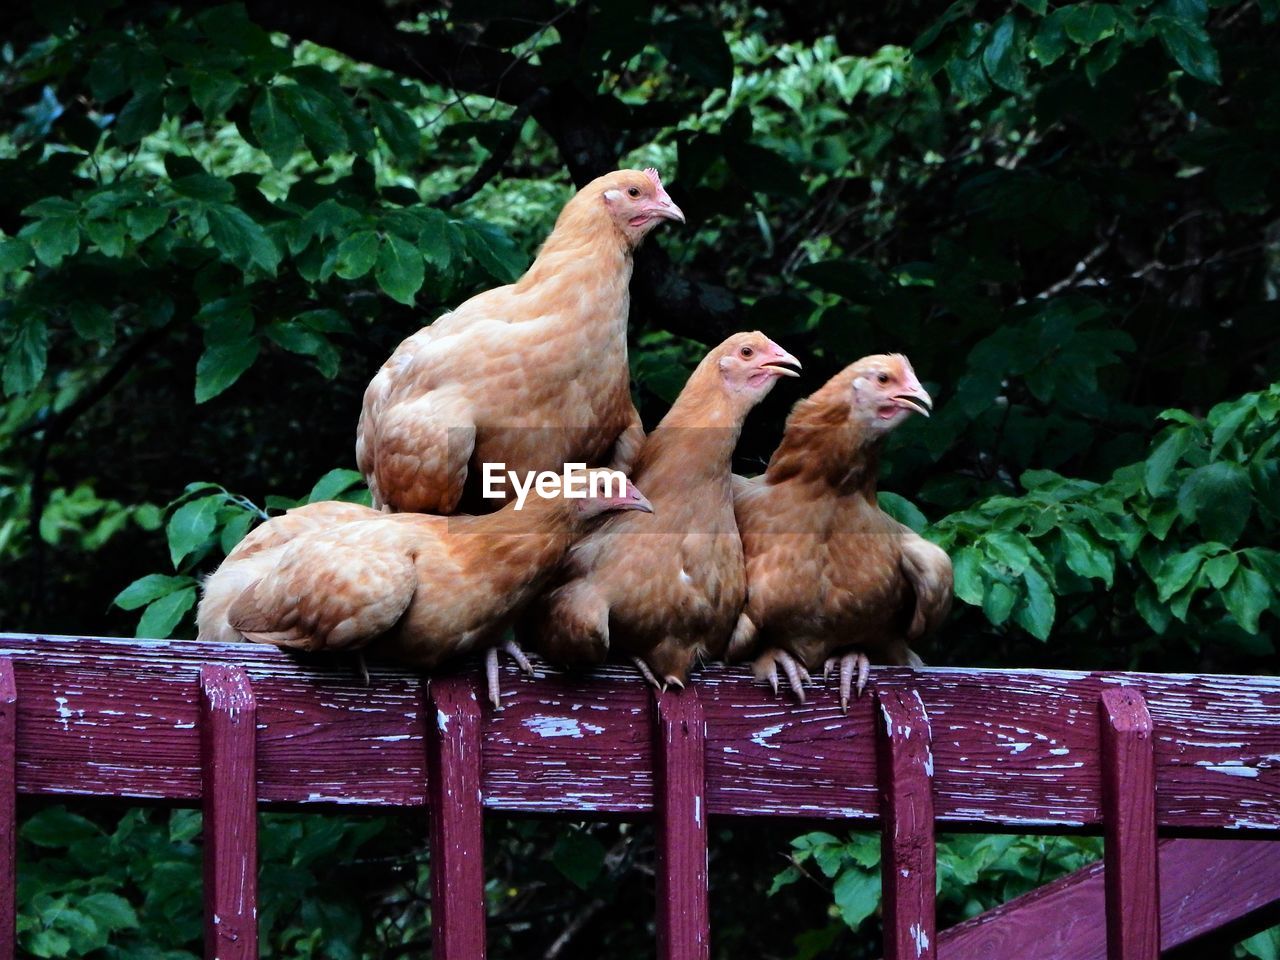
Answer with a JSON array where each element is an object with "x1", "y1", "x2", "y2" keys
[
  {"x1": 632, "y1": 656, "x2": 662, "y2": 690},
  {"x1": 823, "y1": 651, "x2": 871, "y2": 714},
  {"x1": 485, "y1": 640, "x2": 539, "y2": 709},
  {"x1": 757, "y1": 649, "x2": 811, "y2": 703}
]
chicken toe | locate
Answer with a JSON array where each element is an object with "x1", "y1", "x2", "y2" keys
[
  {"x1": 754, "y1": 649, "x2": 810, "y2": 703},
  {"x1": 632, "y1": 656, "x2": 663, "y2": 689},
  {"x1": 826, "y1": 651, "x2": 872, "y2": 714}
]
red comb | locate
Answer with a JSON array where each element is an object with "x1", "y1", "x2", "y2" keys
[{"x1": 643, "y1": 167, "x2": 664, "y2": 191}]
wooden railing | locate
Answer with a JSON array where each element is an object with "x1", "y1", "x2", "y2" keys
[{"x1": 0, "y1": 634, "x2": 1277, "y2": 959}]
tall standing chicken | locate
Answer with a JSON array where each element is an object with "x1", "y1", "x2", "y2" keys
[
  {"x1": 729, "y1": 354, "x2": 952, "y2": 712},
  {"x1": 357, "y1": 168, "x2": 684, "y2": 514},
  {"x1": 530, "y1": 332, "x2": 801, "y2": 688},
  {"x1": 196, "y1": 475, "x2": 653, "y2": 706}
]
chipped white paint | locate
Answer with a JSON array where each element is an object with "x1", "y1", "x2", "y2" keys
[
  {"x1": 694, "y1": 795, "x2": 702, "y2": 826},
  {"x1": 55, "y1": 696, "x2": 72, "y2": 731},
  {"x1": 750, "y1": 724, "x2": 786, "y2": 750},
  {"x1": 522, "y1": 716, "x2": 604, "y2": 739},
  {"x1": 909, "y1": 922, "x2": 930, "y2": 956},
  {"x1": 1196, "y1": 760, "x2": 1260, "y2": 779},
  {"x1": 437, "y1": 709, "x2": 450, "y2": 733}
]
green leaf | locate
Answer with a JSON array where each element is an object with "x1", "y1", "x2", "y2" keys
[
  {"x1": 78, "y1": 893, "x2": 139, "y2": 931},
  {"x1": 195, "y1": 339, "x2": 260, "y2": 403},
  {"x1": 1144, "y1": 427, "x2": 1193, "y2": 496},
  {"x1": 983, "y1": 16, "x2": 1025, "y2": 92},
  {"x1": 167, "y1": 495, "x2": 222, "y2": 567},
  {"x1": 334, "y1": 230, "x2": 380, "y2": 279},
  {"x1": 136, "y1": 587, "x2": 197, "y2": 639},
  {"x1": 171, "y1": 173, "x2": 234, "y2": 204},
  {"x1": 1203, "y1": 552, "x2": 1239, "y2": 590},
  {"x1": 308, "y1": 468, "x2": 366, "y2": 503},
  {"x1": 1032, "y1": 13, "x2": 1071, "y2": 65},
  {"x1": 22, "y1": 215, "x2": 81, "y2": 267},
  {"x1": 190, "y1": 69, "x2": 242, "y2": 118},
  {"x1": 1014, "y1": 566, "x2": 1055, "y2": 639},
  {"x1": 1222, "y1": 566, "x2": 1272, "y2": 634},
  {"x1": 1176, "y1": 462, "x2": 1252, "y2": 544},
  {"x1": 368, "y1": 97, "x2": 421, "y2": 161},
  {"x1": 1156, "y1": 548, "x2": 1204, "y2": 602},
  {"x1": 1062, "y1": 4, "x2": 1119, "y2": 45},
  {"x1": 206, "y1": 204, "x2": 281, "y2": 274},
  {"x1": 251, "y1": 85, "x2": 302, "y2": 168},
  {"x1": 0, "y1": 237, "x2": 33, "y2": 272},
  {"x1": 3, "y1": 315, "x2": 48, "y2": 395},
  {"x1": 114, "y1": 88, "x2": 164, "y2": 145},
  {"x1": 462, "y1": 222, "x2": 525, "y2": 283},
  {"x1": 983, "y1": 579, "x2": 1017, "y2": 625},
  {"x1": 67, "y1": 302, "x2": 114, "y2": 346},
  {"x1": 551, "y1": 830, "x2": 606, "y2": 890},
  {"x1": 832, "y1": 869, "x2": 880, "y2": 929},
  {"x1": 417, "y1": 208, "x2": 453, "y2": 270},
  {"x1": 1154, "y1": 15, "x2": 1221, "y2": 84},
  {"x1": 220, "y1": 510, "x2": 255, "y2": 554},
  {"x1": 1061, "y1": 526, "x2": 1115, "y2": 587},
  {"x1": 278, "y1": 84, "x2": 348, "y2": 158},
  {"x1": 375, "y1": 234, "x2": 425, "y2": 305},
  {"x1": 878, "y1": 492, "x2": 927, "y2": 532},
  {"x1": 21, "y1": 806, "x2": 103, "y2": 847},
  {"x1": 113, "y1": 574, "x2": 195, "y2": 611},
  {"x1": 952, "y1": 547, "x2": 984, "y2": 606}
]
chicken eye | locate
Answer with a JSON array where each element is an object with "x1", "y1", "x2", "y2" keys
[
  {"x1": 627, "y1": 186, "x2": 640, "y2": 198},
  {"x1": 740, "y1": 346, "x2": 754, "y2": 359},
  {"x1": 876, "y1": 372, "x2": 889, "y2": 384}
]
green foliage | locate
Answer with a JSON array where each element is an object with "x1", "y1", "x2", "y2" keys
[
  {"x1": 930, "y1": 384, "x2": 1279, "y2": 652},
  {"x1": 772, "y1": 829, "x2": 1104, "y2": 946},
  {"x1": 17, "y1": 805, "x2": 392, "y2": 958}
]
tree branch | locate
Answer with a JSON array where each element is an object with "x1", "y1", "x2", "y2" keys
[{"x1": 436, "y1": 88, "x2": 550, "y2": 209}]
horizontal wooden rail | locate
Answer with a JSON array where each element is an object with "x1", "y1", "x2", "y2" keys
[{"x1": 1, "y1": 635, "x2": 1278, "y2": 835}]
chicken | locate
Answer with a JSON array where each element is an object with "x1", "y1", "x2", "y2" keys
[
  {"x1": 357, "y1": 168, "x2": 684, "y2": 515},
  {"x1": 529, "y1": 332, "x2": 801, "y2": 689},
  {"x1": 728, "y1": 354, "x2": 952, "y2": 712},
  {"x1": 196, "y1": 474, "x2": 653, "y2": 706}
]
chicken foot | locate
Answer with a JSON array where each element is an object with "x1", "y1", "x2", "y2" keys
[
  {"x1": 758, "y1": 649, "x2": 811, "y2": 703},
  {"x1": 822, "y1": 651, "x2": 871, "y2": 714},
  {"x1": 631, "y1": 656, "x2": 687, "y2": 692},
  {"x1": 485, "y1": 639, "x2": 538, "y2": 709}
]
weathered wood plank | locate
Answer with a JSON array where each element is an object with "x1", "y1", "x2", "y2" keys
[
  {"x1": 1099, "y1": 688, "x2": 1160, "y2": 960},
  {"x1": 426, "y1": 676, "x2": 487, "y2": 960},
  {"x1": 938, "y1": 838, "x2": 1280, "y2": 959},
  {"x1": 877, "y1": 688, "x2": 937, "y2": 960},
  {"x1": 654, "y1": 687, "x2": 709, "y2": 960},
  {"x1": 0, "y1": 660, "x2": 16, "y2": 960},
  {"x1": 1, "y1": 636, "x2": 1277, "y2": 833},
  {"x1": 198, "y1": 664, "x2": 257, "y2": 960}
]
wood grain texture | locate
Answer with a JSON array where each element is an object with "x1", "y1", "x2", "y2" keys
[
  {"x1": 198, "y1": 664, "x2": 257, "y2": 960},
  {"x1": 0, "y1": 660, "x2": 16, "y2": 960},
  {"x1": 426, "y1": 675, "x2": 487, "y2": 960},
  {"x1": 877, "y1": 688, "x2": 936, "y2": 960},
  {"x1": 654, "y1": 687, "x2": 709, "y2": 960},
  {"x1": 1099, "y1": 687, "x2": 1160, "y2": 960},
  {"x1": 938, "y1": 838, "x2": 1280, "y2": 959},
  {"x1": 1, "y1": 636, "x2": 1277, "y2": 834}
]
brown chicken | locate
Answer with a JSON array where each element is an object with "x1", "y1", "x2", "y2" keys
[
  {"x1": 196, "y1": 476, "x2": 653, "y2": 706},
  {"x1": 530, "y1": 332, "x2": 801, "y2": 689},
  {"x1": 357, "y1": 168, "x2": 684, "y2": 514},
  {"x1": 729, "y1": 354, "x2": 952, "y2": 712}
]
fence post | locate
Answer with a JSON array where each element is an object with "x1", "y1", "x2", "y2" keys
[
  {"x1": 0, "y1": 660, "x2": 16, "y2": 960},
  {"x1": 426, "y1": 675, "x2": 487, "y2": 960},
  {"x1": 876, "y1": 687, "x2": 937, "y2": 960},
  {"x1": 1099, "y1": 686, "x2": 1160, "y2": 960},
  {"x1": 198, "y1": 664, "x2": 258, "y2": 960},
  {"x1": 654, "y1": 687, "x2": 709, "y2": 960}
]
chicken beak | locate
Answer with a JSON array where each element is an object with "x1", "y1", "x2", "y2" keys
[
  {"x1": 622, "y1": 488, "x2": 655, "y2": 514},
  {"x1": 758, "y1": 345, "x2": 802, "y2": 378},
  {"x1": 892, "y1": 389, "x2": 933, "y2": 417},
  {"x1": 656, "y1": 197, "x2": 685, "y2": 224}
]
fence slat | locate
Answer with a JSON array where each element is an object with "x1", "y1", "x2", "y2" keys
[
  {"x1": 654, "y1": 688, "x2": 709, "y2": 960},
  {"x1": 1099, "y1": 687, "x2": 1160, "y2": 960},
  {"x1": 876, "y1": 687, "x2": 937, "y2": 960},
  {"x1": 0, "y1": 660, "x2": 15, "y2": 960},
  {"x1": 198, "y1": 664, "x2": 258, "y2": 960},
  {"x1": 426, "y1": 676, "x2": 487, "y2": 960}
]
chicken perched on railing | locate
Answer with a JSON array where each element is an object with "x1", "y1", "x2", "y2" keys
[
  {"x1": 357, "y1": 168, "x2": 684, "y2": 515},
  {"x1": 528, "y1": 332, "x2": 801, "y2": 690},
  {"x1": 196, "y1": 474, "x2": 652, "y2": 707},
  {"x1": 729, "y1": 354, "x2": 952, "y2": 712}
]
